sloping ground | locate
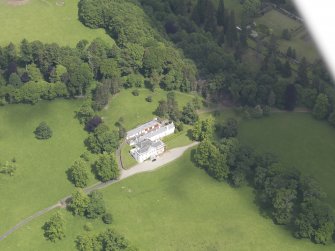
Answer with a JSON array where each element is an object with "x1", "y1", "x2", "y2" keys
[
  {"x1": 0, "y1": 100, "x2": 92, "y2": 236},
  {"x1": 255, "y1": 9, "x2": 318, "y2": 61},
  {"x1": 100, "y1": 88, "x2": 199, "y2": 130},
  {"x1": 238, "y1": 112, "x2": 335, "y2": 207},
  {"x1": 0, "y1": 0, "x2": 113, "y2": 46},
  {"x1": 1, "y1": 150, "x2": 334, "y2": 250}
]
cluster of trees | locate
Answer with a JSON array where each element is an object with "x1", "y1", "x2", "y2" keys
[
  {"x1": 155, "y1": 92, "x2": 199, "y2": 125},
  {"x1": 68, "y1": 189, "x2": 108, "y2": 219},
  {"x1": 78, "y1": 0, "x2": 197, "y2": 93},
  {"x1": 136, "y1": 0, "x2": 335, "y2": 123},
  {"x1": 192, "y1": 120, "x2": 335, "y2": 244},
  {"x1": 75, "y1": 101, "x2": 122, "y2": 154},
  {"x1": 191, "y1": 116, "x2": 215, "y2": 141},
  {"x1": 68, "y1": 152, "x2": 119, "y2": 188},
  {"x1": 85, "y1": 123, "x2": 120, "y2": 154},
  {"x1": 0, "y1": 22, "x2": 196, "y2": 108},
  {"x1": 1, "y1": 81, "x2": 68, "y2": 105},
  {"x1": 0, "y1": 40, "x2": 92, "y2": 104},
  {"x1": 43, "y1": 191, "x2": 120, "y2": 246},
  {"x1": 216, "y1": 118, "x2": 238, "y2": 138},
  {"x1": 234, "y1": 105, "x2": 271, "y2": 119},
  {"x1": 76, "y1": 228, "x2": 137, "y2": 251},
  {"x1": 72, "y1": 102, "x2": 121, "y2": 186},
  {"x1": 1, "y1": 0, "x2": 334, "y2": 130}
]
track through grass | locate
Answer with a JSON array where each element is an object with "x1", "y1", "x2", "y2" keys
[{"x1": 1, "y1": 150, "x2": 335, "y2": 250}]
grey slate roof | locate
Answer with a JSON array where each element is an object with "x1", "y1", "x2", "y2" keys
[{"x1": 135, "y1": 139, "x2": 164, "y2": 155}]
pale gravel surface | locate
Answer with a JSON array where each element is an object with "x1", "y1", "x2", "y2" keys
[{"x1": 120, "y1": 141, "x2": 199, "y2": 179}]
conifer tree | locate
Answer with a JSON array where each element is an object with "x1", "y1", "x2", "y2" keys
[
  {"x1": 217, "y1": 0, "x2": 225, "y2": 26},
  {"x1": 204, "y1": 0, "x2": 217, "y2": 33},
  {"x1": 226, "y1": 11, "x2": 237, "y2": 47},
  {"x1": 297, "y1": 57, "x2": 309, "y2": 86}
]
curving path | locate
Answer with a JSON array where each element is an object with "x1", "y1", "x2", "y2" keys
[{"x1": 0, "y1": 142, "x2": 198, "y2": 242}]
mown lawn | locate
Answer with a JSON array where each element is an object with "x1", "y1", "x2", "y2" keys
[
  {"x1": 279, "y1": 33, "x2": 319, "y2": 62},
  {"x1": 255, "y1": 9, "x2": 319, "y2": 61},
  {"x1": 121, "y1": 144, "x2": 137, "y2": 170},
  {"x1": 2, "y1": 150, "x2": 335, "y2": 251},
  {"x1": 0, "y1": 99, "x2": 95, "y2": 236},
  {"x1": 256, "y1": 9, "x2": 301, "y2": 36},
  {"x1": 163, "y1": 125, "x2": 193, "y2": 149},
  {"x1": 238, "y1": 112, "x2": 335, "y2": 207},
  {"x1": 0, "y1": 0, "x2": 113, "y2": 46},
  {"x1": 100, "y1": 88, "x2": 200, "y2": 131}
]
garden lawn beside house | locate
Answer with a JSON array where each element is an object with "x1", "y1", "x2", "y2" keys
[{"x1": 100, "y1": 88, "x2": 200, "y2": 131}]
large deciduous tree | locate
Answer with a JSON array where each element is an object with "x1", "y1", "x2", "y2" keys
[
  {"x1": 181, "y1": 102, "x2": 198, "y2": 125},
  {"x1": 77, "y1": 103, "x2": 95, "y2": 125},
  {"x1": 85, "y1": 124, "x2": 120, "y2": 154},
  {"x1": 68, "y1": 189, "x2": 90, "y2": 216},
  {"x1": 68, "y1": 159, "x2": 89, "y2": 188},
  {"x1": 192, "y1": 116, "x2": 214, "y2": 141},
  {"x1": 313, "y1": 94, "x2": 329, "y2": 120},
  {"x1": 42, "y1": 212, "x2": 65, "y2": 242},
  {"x1": 34, "y1": 122, "x2": 52, "y2": 140},
  {"x1": 94, "y1": 153, "x2": 119, "y2": 182},
  {"x1": 242, "y1": 0, "x2": 261, "y2": 18},
  {"x1": 85, "y1": 191, "x2": 106, "y2": 219}
]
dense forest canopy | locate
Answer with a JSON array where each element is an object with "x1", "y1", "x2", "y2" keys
[
  {"x1": 131, "y1": 0, "x2": 335, "y2": 123},
  {"x1": 1, "y1": 0, "x2": 335, "y2": 125}
]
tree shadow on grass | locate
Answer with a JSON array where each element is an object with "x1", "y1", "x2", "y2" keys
[
  {"x1": 65, "y1": 168, "x2": 74, "y2": 186},
  {"x1": 186, "y1": 129, "x2": 193, "y2": 140}
]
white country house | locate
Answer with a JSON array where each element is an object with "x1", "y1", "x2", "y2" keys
[
  {"x1": 130, "y1": 139, "x2": 165, "y2": 163},
  {"x1": 126, "y1": 118, "x2": 175, "y2": 163}
]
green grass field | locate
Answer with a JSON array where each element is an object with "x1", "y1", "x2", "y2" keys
[
  {"x1": 238, "y1": 112, "x2": 335, "y2": 207},
  {"x1": 255, "y1": 9, "x2": 318, "y2": 61},
  {"x1": 0, "y1": 88, "x2": 200, "y2": 243},
  {"x1": 2, "y1": 150, "x2": 335, "y2": 251},
  {"x1": 0, "y1": 99, "x2": 95, "y2": 236},
  {"x1": 256, "y1": 9, "x2": 301, "y2": 37},
  {"x1": 100, "y1": 88, "x2": 200, "y2": 131},
  {"x1": 0, "y1": 0, "x2": 113, "y2": 46},
  {"x1": 279, "y1": 32, "x2": 319, "y2": 62},
  {"x1": 163, "y1": 125, "x2": 193, "y2": 149}
]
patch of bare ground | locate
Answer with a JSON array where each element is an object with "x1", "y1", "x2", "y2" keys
[{"x1": 7, "y1": 0, "x2": 30, "y2": 6}]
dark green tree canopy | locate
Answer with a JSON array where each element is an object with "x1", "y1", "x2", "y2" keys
[
  {"x1": 94, "y1": 153, "x2": 120, "y2": 182},
  {"x1": 34, "y1": 122, "x2": 52, "y2": 140}
]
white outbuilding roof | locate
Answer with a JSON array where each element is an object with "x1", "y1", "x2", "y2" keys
[{"x1": 126, "y1": 118, "x2": 159, "y2": 139}]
